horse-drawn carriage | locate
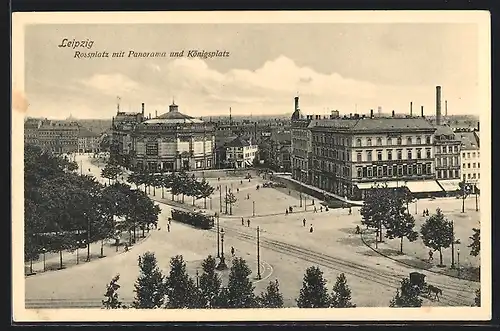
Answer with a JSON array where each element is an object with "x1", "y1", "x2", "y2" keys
[{"x1": 409, "y1": 272, "x2": 442, "y2": 301}]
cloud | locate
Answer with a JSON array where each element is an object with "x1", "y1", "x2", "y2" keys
[{"x1": 78, "y1": 73, "x2": 140, "y2": 96}]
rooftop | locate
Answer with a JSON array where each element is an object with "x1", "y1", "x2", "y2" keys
[
  {"x1": 225, "y1": 136, "x2": 252, "y2": 148},
  {"x1": 455, "y1": 131, "x2": 480, "y2": 150},
  {"x1": 78, "y1": 127, "x2": 100, "y2": 138},
  {"x1": 309, "y1": 117, "x2": 436, "y2": 133},
  {"x1": 142, "y1": 102, "x2": 204, "y2": 125}
]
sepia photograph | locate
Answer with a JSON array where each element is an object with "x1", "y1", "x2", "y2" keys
[{"x1": 12, "y1": 11, "x2": 491, "y2": 322}]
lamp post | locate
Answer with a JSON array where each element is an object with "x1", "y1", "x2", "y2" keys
[
  {"x1": 457, "y1": 248, "x2": 461, "y2": 278},
  {"x1": 257, "y1": 226, "x2": 261, "y2": 280},
  {"x1": 475, "y1": 186, "x2": 479, "y2": 211},
  {"x1": 42, "y1": 248, "x2": 47, "y2": 272},
  {"x1": 219, "y1": 186, "x2": 222, "y2": 213},
  {"x1": 415, "y1": 198, "x2": 418, "y2": 215},
  {"x1": 76, "y1": 241, "x2": 80, "y2": 264},
  {"x1": 216, "y1": 215, "x2": 220, "y2": 258},
  {"x1": 451, "y1": 220, "x2": 455, "y2": 268},
  {"x1": 216, "y1": 228, "x2": 227, "y2": 270},
  {"x1": 299, "y1": 192, "x2": 302, "y2": 208},
  {"x1": 253, "y1": 201, "x2": 255, "y2": 217}
]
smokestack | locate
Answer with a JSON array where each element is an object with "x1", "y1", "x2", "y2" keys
[
  {"x1": 149, "y1": 113, "x2": 151, "y2": 119},
  {"x1": 294, "y1": 96, "x2": 299, "y2": 111},
  {"x1": 370, "y1": 109, "x2": 374, "y2": 118},
  {"x1": 410, "y1": 101, "x2": 413, "y2": 116},
  {"x1": 421, "y1": 105, "x2": 424, "y2": 117},
  {"x1": 155, "y1": 110, "x2": 158, "y2": 118},
  {"x1": 392, "y1": 110, "x2": 395, "y2": 117},
  {"x1": 445, "y1": 100, "x2": 448, "y2": 117},
  {"x1": 436, "y1": 86, "x2": 442, "y2": 125},
  {"x1": 141, "y1": 102, "x2": 145, "y2": 116}
]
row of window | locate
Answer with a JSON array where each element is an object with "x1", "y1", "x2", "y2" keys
[
  {"x1": 463, "y1": 162, "x2": 480, "y2": 169},
  {"x1": 356, "y1": 163, "x2": 433, "y2": 179},
  {"x1": 315, "y1": 148, "x2": 349, "y2": 161},
  {"x1": 462, "y1": 151, "x2": 480, "y2": 159},
  {"x1": 356, "y1": 148, "x2": 432, "y2": 162},
  {"x1": 437, "y1": 169, "x2": 460, "y2": 179},
  {"x1": 355, "y1": 136, "x2": 432, "y2": 147},
  {"x1": 436, "y1": 156, "x2": 460, "y2": 167},
  {"x1": 437, "y1": 145, "x2": 460, "y2": 154},
  {"x1": 463, "y1": 173, "x2": 480, "y2": 180}
]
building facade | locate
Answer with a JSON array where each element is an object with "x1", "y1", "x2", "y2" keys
[
  {"x1": 111, "y1": 104, "x2": 145, "y2": 165},
  {"x1": 131, "y1": 102, "x2": 215, "y2": 172},
  {"x1": 291, "y1": 96, "x2": 313, "y2": 184},
  {"x1": 431, "y1": 125, "x2": 462, "y2": 193},
  {"x1": 309, "y1": 115, "x2": 438, "y2": 200},
  {"x1": 24, "y1": 118, "x2": 80, "y2": 154},
  {"x1": 78, "y1": 127, "x2": 100, "y2": 153},
  {"x1": 225, "y1": 136, "x2": 258, "y2": 168},
  {"x1": 456, "y1": 130, "x2": 480, "y2": 192}
]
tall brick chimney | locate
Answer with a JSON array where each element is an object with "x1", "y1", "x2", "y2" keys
[
  {"x1": 421, "y1": 105, "x2": 424, "y2": 118},
  {"x1": 445, "y1": 100, "x2": 448, "y2": 117},
  {"x1": 410, "y1": 101, "x2": 413, "y2": 116},
  {"x1": 141, "y1": 102, "x2": 145, "y2": 117},
  {"x1": 370, "y1": 109, "x2": 374, "y2": 118},
  {"x1": 294, "y1": 96, "x2": 299, "y2": 111},
  {"x1": 392, "y1": 110, "x2": 395, "y2": 117},
  {"x1": 436, "y1": 86, "x2": 442, "y2": 125}
]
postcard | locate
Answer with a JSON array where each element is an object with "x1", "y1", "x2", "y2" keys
[{"x1": 12, "y1": 10, "x2": 491, "y2": 322}]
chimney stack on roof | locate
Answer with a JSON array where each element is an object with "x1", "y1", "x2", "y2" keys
[
  {"x1": 410, "y1": 101, "x2": 413, "y2": 117},
  {"x1": 436, "y1": 86, "x2": 442, "y2": 125},
  {"x1": 141, "y1": 102, "x2": 145, "y2": 116},
  {"x1": 421, "y1": 105, "x2": 424, "y2": 118},
  {"x1": 294, "y1": 96, "x2": 299, "y2": 111},
  {"x1": 370, "y1": 109, "x2": 374, "y2": 118},
  {"x1": 445, "y1": 100, "x2": 448, "y2": 117},
  {"x1": 155, "y1": 110, "x2": 158, "y2": 118},
  {"x1": 392, "y1": 110, "x2": 395, "y2": 117}
]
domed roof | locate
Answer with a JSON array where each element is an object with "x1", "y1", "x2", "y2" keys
[{"x1": 143, "y1": 102, "x2": 203, "y2": 124}]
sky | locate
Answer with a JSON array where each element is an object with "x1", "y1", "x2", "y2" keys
[{"x1": 24, "y1": 23, "x2": 480, "y2": 119}]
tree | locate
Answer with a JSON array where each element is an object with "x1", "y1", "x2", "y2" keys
[
  {"x1": 224, "y1": 191, "x2": 238, "y2": 215},
  {"x1": 164, "y1": 255, "x2": 198, "y2": 308},
  {"x1": 384, "y1": 191, "x2": 419, "y2": 253},
  {"x1": 420, "y1": 209, "x2": 454, "y2": 266},
  {"x1": 133, "y1": 252, "x2": 165, "y2": 309},
  {"x1": 330, "y1": 273, "x2": 356, "y2": 308},
  {"x1": 103, "y1": 274, "x2": 127, "y2": 309},
  {"x1": 360, "y1": 184, "x2": 392, "y2": 242},
  {"x1": 459, "y1": 181, "x2": 473, "y2": 213},
  {"x1": 474, "y1": 288, "x2": 481, "y2": 307},
  {"x1": 101, "y1": 163, "x2": 122, "y2": 184},
  {"x1": 198, "y1": 179, "x2": 215, "y2": 209},
  {"x1": 296, "y1": 266, "x2": 330, "y2": 308},
  {"x1": 258, "y1": 279, "x2": 284, "y2": 308},
  {"x1": 389, "y1": 277, "x2": 422, "y2": 307},
  {"x1": 198, "y1": 255, "x2": 222, "y2": 308},
  {"x1": 469, "y1": 228, "x2": 480, "y2": 257},
  {"x1": 223, "y1": 257, "x2": 257, "y2": 308}
]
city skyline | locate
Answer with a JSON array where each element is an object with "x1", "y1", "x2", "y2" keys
[{"x1": 24, "y1": 23, "x2": 480, "y2": 120}]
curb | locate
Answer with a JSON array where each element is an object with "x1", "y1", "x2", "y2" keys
[{"x1": 359, "y1": 229, "x2": 479, "y2": 283}]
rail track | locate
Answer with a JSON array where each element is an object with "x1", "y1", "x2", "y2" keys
[{"x1": 217, "y1": 225, "x2": 474, "y2": 307}]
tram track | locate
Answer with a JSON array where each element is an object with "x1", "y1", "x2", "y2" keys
[{"x1": 218, "y1": 225, "x2": 472, "y2": 307}]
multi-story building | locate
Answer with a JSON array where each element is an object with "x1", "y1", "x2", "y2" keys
[
  {"x1": 433, "y1": 125, "x2": 462, "y2": 193},
  {"x1": 131, "y1": 101, "x2": 215, "y2": 172},
  {"x1": 110, "y1": 103, "x2": 145, "y2": 165},
  {"x1": 225, "y1": 136, "x2": 258, "y2": 168},
  {"x1": 291, "y1": 96, "x2": 313, "y2": 184},
  {"x1": 78, "y1": 127, "x2": 101, "y2": 153},
  {"x1": 456, "y1": 129, "x2": 480, "y2": 192},
  {"x1": 24, "y1": 118, "x2": 80, "y2": 154},
  {"x1": 309, "y1": 112, "x2": 440, "y2": 200}
]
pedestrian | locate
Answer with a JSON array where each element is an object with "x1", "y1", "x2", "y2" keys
[
  {"x1": 167, "y1": 223, "x2": 170, "y2": 232},
  {"x1": 325, "y1": 206, "x2": 329, "y2": 212},
  {"x1": 428, "y1": 249, "x2": 434, "y2": 262},
  {"x1": 241, "y1": 217, "x2": 244, "y2": 226},
  {"x1": 218, "y1": 177, "x2": 220, "y2": 181},
  {"x1": 320, "y1": 206, "x2": 323, "y2": 212},
  {"x1": 312, "y1": 199, "x2": 315, "y2": 205},
  {"x1": 349, "y1": 207, "x2": 352, "y2": 215},
  {"x1": 247, "y1": 219, "x2": 251, "y2": 227},
  {"x1": 124, "y1": 244, "x2": 129, "y2": 252},
  {"x1": 285, "y1": 209, "x2": 288, "y2": 216},
  {"x1": 240, "y1": 180, "x2": 243, "y2": 185},
  {"x1": 247, "y1": 193, "x2": 250, "y2": 200},
  {"x1": 314, "y1": 206, "x2": 317, "y2": 213},
  {"x1": 310, "y1": 225, "x2": 314, "y2": 233},
  {"x1": 303, "y1": 218, "x2": 306, "y2": 227},
  {"x1": 289, "y1": 189, "x2": 291, "y2": 195},
  {"x1": 290, "y1": 206, "x2": 293, "y2": 213},
  {"x1": 355, "y1": 225, "x2": 360, "y2": 234},
  {"x1": 249, "y1": 178, "x2": 251, "y2": 182},
  {"x1": 231, "y1": 246, "x2": 235, "y2": 257},
  {"x1": 237, "y1": 188, "x2": 240, "y2": 193}
]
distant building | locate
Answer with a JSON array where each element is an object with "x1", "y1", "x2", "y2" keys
[
  {"x1": 433, "y1": 125, "x2": 462, "y2": 193},
  {"x1": 24, "y1": 118, "x2": 79, "y2": 154},
  {"x1": 111, "y1": 104, "x2": 145, "y2": 164},
  {"x1": 291, "y1": 96, "x2": 313, "y2": 184},
  {"x1": 77, "y1": 127, "x2": 100, "y2": 153},
  {"x1": 225, "y1": 136, "x2": 258, "y2": 168},
  {"x1": 456, "y1": 130, "x2": 480, "y2": 192}
]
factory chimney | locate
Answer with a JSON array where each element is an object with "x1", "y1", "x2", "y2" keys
[
  {"x1": 392, "y1": 110, "x2": 395, "y2": 117},
  {"x1": 141, "y1": 102, "x2": 145, "y2": 117},
  {"x1": 294, "y1": 96, "x2": 299, "y2": 111},
  {"x1": 155, "y1": 110, "x2": 158, "y2": 118},
  {"x1": 421, "y1": 105, "x2": 424, "y2": 118},
  {"x1": 445, "y1": 100, "x2": 448, "y2": 117},
  {"x1": 410, "y1": 101, "x2": 413, "y2": 117},
  {"x1": 436, "y1": 86, "x2": 442, "y2": 125},
  {"x1": 370, "y1": 109, "x2": 374, "y2": 118}
]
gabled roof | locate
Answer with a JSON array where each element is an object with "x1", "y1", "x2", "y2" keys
[
  {"x1": 226, "y1": 136, "x2": 251, "y2": 147},
  {"x1": 434, "y1": 125, "x2": 455, "y2": 136},
  {"x1": 455, "y1": 131, "x2": 479, "y2": 150}
]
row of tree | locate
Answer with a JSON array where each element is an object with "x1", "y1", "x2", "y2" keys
[
  {"x1": 103, "y1": 253, "x2": 356, "y2": 309},
  {"x1": 25, "y1": 144, "x2": 161, "y2": 272},
  {"x1": 101, "y1": 162, "x2": 215, "y2": 209},
  {"x1": 360, "y1": 185, "x2": 480, "y2": 266},
  {"x1": 103, "y1": 252, "x2": 482, "y2": 309}
]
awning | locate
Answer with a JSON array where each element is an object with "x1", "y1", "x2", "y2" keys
[
  {"x1": 438, "y1": 179, "x2": 461, "y2": 192},
  {"x1": 245, "y1": 160, "x2": 252, "y2": 166},
  {"x1": 405, "y1": 180, "x2": 444, "y2": 193},
  {"x1": 355, "y1": 181, "x2": 402, "y2": 190}
]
